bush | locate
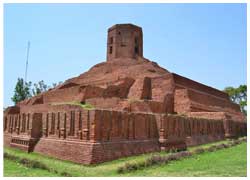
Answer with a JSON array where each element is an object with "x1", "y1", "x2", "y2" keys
[
  {"x1": 4, "y1": 152, "x2": 20, "y2": 161},
  {"x1": 122, "y1": 162, "x2": 140, "y2": 172},
  {"x1": 178, "y1": 151, "x2": 193, "y2": 157},
  {"x1": 117, "y1": 166, "x2": 125, "y2": 174},
  {"x1": 230, "y1": 140, "x2": 240, "y2": 146},
  {"x1": 215, "y1": 144, "x2": 225, "y2": 150},
  {"x1": 144, "y1": 158, "x2": 154, "y2": 167},
  {"x1": 233, "y1": 139, "x2": 241, "y2": 144},
  {"x1": 149, "y1": 155, "x2": 165, "y2": 164},
  {"x1": 4, "y1": 152, "x2": 58, "y2": 175},
  {"x1": 241, "y1": 137, "x2": 247, "y2": 142},
  {"x1": 19, "y1": 158, "x2": 49, "y2": 170},
  {"x1": 206, "y1": 145, "x2": 217, "y2": 152},
  {"x1": 166, "y1": 153, "x2": 179, "y2": 161},
  {"x1": 60, "y1": 171, "x2": 73, "y2": 177},
  {"x1": 169, "y1": 148, "x2": 178, "y2": 153},
  {"x1": 220, "y1": 143, "x2": 230, "y2": 148},
  {"x1": 193, "y1": 148, "x2": 205, "y2": 154},
  {"x1": 117, "y1": 139, "x2": 246, "y2": 174}
]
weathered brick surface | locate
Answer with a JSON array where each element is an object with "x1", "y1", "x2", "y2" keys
[
  {"x1": 107, "y1": 24, "x2": 143, "y2": 61},
  {"x1": 140, "y1": 77, "x2": 152, "y2": 100},
  {"x1": 4, "y1": 108, "x2": 247, "y2": 164},
  {"x1": 33, "y1": 138, "x2": 94, "y2": 164},
  {"x1": 4, "y1": 134, "x2": 12, "y2": 147},
  {"x1": 90, "y1": 140, "x2": 160, "y2": 164},
  {"x1": 172, "y1": 73, "x2": 229, "y2": 99}
]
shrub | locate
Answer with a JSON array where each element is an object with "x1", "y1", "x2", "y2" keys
[
  {"x1": 230, "y1": 140, "x2": 240, "y2": 146},
  {"x1": 117, "y1": 139, "x2": 245, "y2": 174},
  {"x1": 4, "y1": 152, "x2": 20, "y2": 161},
  {"x1": 122, "y1": 162, "x2": 139, "y2": 172},
  {"x1": 193, "y1": 148, "x2": 205, "y2": 154},
  {"x1": 19, "y1": 158, "x2": 49, "y2": 170},
  {"x1": 206, "y1": 145, "x2": 217, "y2": 152},
  {"x1": 220, "y1": 143, "x2": 230, "y2": 148},
  {"x1": 241, "y1": 137, "x2": 247, "y2": 142},
  {"x1": 166, "y1": 153, "x2": 179, "y2": 161},
  {"x1": 60, "y1": 171, "x2": 73, "y2": 177},
  {"x1": 215, "y1": 144, "x2": 225, "y2": 150},
  {"x1": 149, "y1": 155, "x2": 165, "y2": 164},
  {"x1": 234, "y1": 139, "x2": 241, "y2": 144},
  {"x1": 144, "y1": 158, "x2": 154, "y2": 167},
  {"x1": 4, "y1": 153, "x2": 58, "y2": 175},
  {"x1": 117, "y1": 166, "x2": 125, "y2": 174},
  {"x1": 169, "y1": 148, "x2": 178, "y2": 153},
  {"x1": 178, "y1": 151, "x2": 193, "y2": 157}
]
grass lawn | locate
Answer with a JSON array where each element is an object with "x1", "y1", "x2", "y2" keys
[
  {"x1": 123, "y1": 142, "x2": 247, "y2": 177},
  {"x1": 4, "y1": 140, "x2": 247, "y2": 177},
  {"x1": 4, "y1": 159, "x2": 57, "y2": 177}
]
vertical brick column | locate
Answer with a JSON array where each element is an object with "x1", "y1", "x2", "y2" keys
[
  {"x1": 121, "y1": 111, "x2": 129, "y2": 140},
  {"x1": 77, "y1": 111, "x2": 83, "y2": 139},
  {"x1": 75, "y1": 111, "x2": 80, "y2": 138},
  {"x1": 27, "y1": 113, "x2": 32, "y2": 135},
  {"x1": 48, "y1": 113, "x2": 52, "y2": 135},
  {"x1": 13, "y1": 115, "x2": 16, "y2": 133},
  {"x1": 102, "y1": 110, "x2": 111, "y2": 141},
  {"x1": 45, "y1": 113, "x2": 49, "y2": 137},
  {"x1": 89, "y1": 110, "x2": 102, "y2": 142},
  {"x1": 4, "y1": 116, "x2": 7, "y2": 132},
  {"x1": 128, "y1": 113, "x2": 135, "y2": 140},
  {"x1": 64, "y1": 112, "x2": 68, "y2": 139},
  {"x1": 17, "y1": 115, "x2": 21, "y2": 135},
  {"x1": 19, "y1": 114, "x2": 23, "y2": 134},
  {"x1": 56, "y1": 112, "x2": 60, "y2": 137},
  {"x1": 82, "y1": 110, "x2": 90, "y2": 141},
  {"x1": 8, "y1": 115, "x2": 12, "y2": 133}
]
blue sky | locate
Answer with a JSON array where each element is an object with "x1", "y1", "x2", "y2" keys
[{"x1": 4, "y1": 3, "x2": 246, "y2": 107}]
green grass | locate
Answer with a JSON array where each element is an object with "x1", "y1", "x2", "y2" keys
[
  {"x1": 4, "y1": 139, "x2": 247, "y2": 177},
  {"x1": 4, "y1": 159, "x2": 57, "y2": 177},
  {"x1": 123, "y1": 142, "x2": 247, "y2": 177},
  {"x1": 51, "y1": 101, "x2": 94, "y2": 110}
]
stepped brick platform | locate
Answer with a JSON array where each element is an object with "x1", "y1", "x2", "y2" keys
[{"x1": 4, "y1": 24, "x2": 246, "y2": 164}]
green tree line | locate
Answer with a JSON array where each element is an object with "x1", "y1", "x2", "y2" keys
[
  {"x1": 223, "y1": 85, "x2": 247, "y2": 115},
  {"x1": 11, "y1": 78, "x2": 62, "y2": 104}
]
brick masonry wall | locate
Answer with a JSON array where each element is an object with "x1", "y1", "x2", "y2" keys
[
  {"x1": 152, "y1": 74, "x2": 175, "y2": 102},
  {"x1": 43, "y1": 86, "x2": 81, "y2": 104},
  {"x1": 187, "y1": 89, "x2": 240, "y2": 112},
  {"x1": 90, "y1": 140, "x2": 160, "y2": 164},
  {"x1": 33, "y1": 138, "x2": 94, "y2": 164},
  {"x1": 4, "y1": 134, "x2": 12, "y2": 147},
  {"x1": 174, "y1": 89, "x2": 190, "y2": 113},
  {"x1": 173, "y1": 88, "x2": 245, "y2": 121},
  {"x1": 172, "y1": 73, "x2": 229, "y2": 99},
  {"x1": 4, "y1": 107, "x2": 247, "y2": 164}
]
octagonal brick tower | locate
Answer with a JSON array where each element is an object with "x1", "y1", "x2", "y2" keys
[{"x1": 107, "y1": 24, "x2": 143, "y2": 61}]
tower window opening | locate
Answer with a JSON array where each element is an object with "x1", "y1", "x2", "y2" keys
[
  {"x1": 135, "y1": 37, "x2": 138, "y2": 45},
  {"x1": 109, "y1": 46, "x2": 113, "y2": 54},
  {"x1": 109, "y1": 37, "x2": 113, "y2": 44},
  {"x1": 135, "y1": 46, "x2": 139, "y2": 54}
]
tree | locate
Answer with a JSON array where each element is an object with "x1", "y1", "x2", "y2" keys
[
  {"x1": 52, "y1": 81, "x2": 63, "y2": 88},
  {"x1": 224, "y1": 85, "x2": 247, "y2": 115},
  {"x1": 11, "y1": 78, "x2": 32, "y2": 104},
  {"x1": 12, "y1": 78, "x2": 63, "y2": 104},
  {"x1": 32, "y1": 80, "x2": 63, "y2": 95},
  {"x1": 32, "y1": 80, "x2": 49, "y2": 96}
]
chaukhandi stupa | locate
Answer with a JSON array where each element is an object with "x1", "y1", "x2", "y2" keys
[{"x1": 4, "y1": 24, "x2": 246, "y2": 164}]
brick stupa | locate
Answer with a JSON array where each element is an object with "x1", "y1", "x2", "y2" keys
[{"x1": 4, "y1": 24, "x2": 246, "y2": 164}]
